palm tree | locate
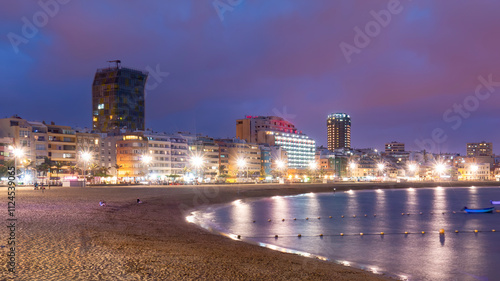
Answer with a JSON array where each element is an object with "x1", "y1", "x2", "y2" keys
[
  {"x1": 68, "y1": 165, "x2": 80, "y2": 176},
  {"x1": 114, "y1": 164, "x2": 122, "y2": 178},
  {"x1": 96, "y1": 166, "x2": 110, "y2": 177},
  {"x1": 36, "y1": 157, "x2": 51, "y2": 182},
  {"x1": 52, "y1": 161, "x2": 63, "y2": 179},
  {"x1": 0, "y1": 159, "x2": 14, "y2": 178},
  {"x1": 88, "y1": 163, "x2": 99, "y2": 177}
]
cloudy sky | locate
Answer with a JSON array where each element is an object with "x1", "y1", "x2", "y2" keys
[{"x1": 2, "y1": 0, "x2": 500, "y2": 154}]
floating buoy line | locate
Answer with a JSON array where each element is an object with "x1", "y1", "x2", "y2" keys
[
  {"x1": 241, "y1": 229, "x2": 498, "y2": 239},
  {"x1": 254, "y1": 210, "x2": 498, "y2": 223}
]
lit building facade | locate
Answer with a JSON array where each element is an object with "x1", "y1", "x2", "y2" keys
[
  {"x1": 0, "y1": 116, "x2": 49, "y2": 167},
  {"x1": 99, "y1": 134, "x2": 122, "y2": 176},
  {"x1": 385, "y1": 141, "x2": 405, "y2": 153},
  {"x1": 116, "y1": 134, "x2": 148, "y2": 179},
  {"x1": 327, "y1": 113, "x2": 351, "y2": 151},
  {"x1": 0, "y1": 137, "x2": 14, "y2": 162},
  {"x1": 467, "y1": 142, "x2": 492, "y2": 157},
  {"x1": 216, "y1": 139, "x2": 261, "y2": 178},
  {"x1": 144, "y1": 132, "x2": 172, "y2": 179},
  {"x1": 169, "y1": 135, "x2": 189, "y2": 175},
  {"x1": 75, "y1": 131, "x2": 100, "y2": 170},
  {"x1": 188, "y1": 136, "x2": 220, "y2": 179},
  {"x1": 92, "y1": 61, "x2": 148, "y2": 133},
  {"x1": 458, "y1": 163, "x2": 491, "y2": 181},
  {"x1": 46, "y1": 124, "x2": 77, "y2": 171},
  {"x1": 236, "y1": 116, "x2": 315, "y2": 169}
]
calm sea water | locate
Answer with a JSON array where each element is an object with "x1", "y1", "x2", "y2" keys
[{"x1": 199, "y1": 186, "x2": 500, "y2": 281}]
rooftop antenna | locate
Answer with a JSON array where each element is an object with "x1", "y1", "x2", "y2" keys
[{"x1": 108, "y1": 60, "x2": 121, "y2": 69}]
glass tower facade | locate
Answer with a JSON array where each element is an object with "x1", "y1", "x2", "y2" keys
[{"x1": 92, "y1": 64, "x2": 148, "y2": 133}]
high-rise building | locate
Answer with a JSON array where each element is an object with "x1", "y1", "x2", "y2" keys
[
  {"x1": 236, "y1": 116, "x2": 315, "y2": 169},
  {"x1": 92, "y1": 61, "x2": 148, "y2": 133},
  {"x1": 327, "y1": 113, "x2": 351, "y2": 151},
  {"x1": 467, "y1": 142, "x2": 492, "y2": 157}
]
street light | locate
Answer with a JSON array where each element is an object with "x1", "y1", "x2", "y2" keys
[
  {"x1": 276, "y1": 159, "x2": 285, "y2": 179},
  {"x1": 81, "y1": 151, "x2": 92, "y2": 187},
  {"x1": 308, "y1": 161, "x2": 317, "y2": 182},
  {"x1": 377, "y1": 163, "x2": 385, "y2": 178},
  {"x1": 190, "y1": 155, "x2": 204, "y2": 183},
  {"x1": 435, "y1": 163, "x2": 446, "y2": 180},
  {"x1": 471, "y1": 164, "x2": 479, "y2": 181},
  {"x1": 408, "y1": 164, "x2": 417, "y2": 172},
  {"x1": 349, "y1": 162, "x2": 357, "y2": 179},
  {"x1": 141, "y1": 155, "x2": 152, "y2": 181},
  {"x1": 237, "y1": 158, "x2": 247, "y2": 180},
  {"x1": 9, "y1": 146, "x2": 24, "y2": 184}
]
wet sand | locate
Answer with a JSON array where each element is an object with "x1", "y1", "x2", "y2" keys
[{"x1": 1, "y1": 182, "x2": 495, "y2": 280}]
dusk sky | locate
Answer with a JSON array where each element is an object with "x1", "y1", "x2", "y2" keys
[{"x1": 2, "y1": 1, "x2": 500, "y2": 154}]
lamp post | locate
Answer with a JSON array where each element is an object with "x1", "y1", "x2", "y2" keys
[
  {"x1": 377, "y1": 163, "x2": 385, "y2": 180},
  {"x1": 308, "y1": 161, "x2": 317, "y2": 182},
  {"x1": 80, "y1": 151, "x2": 92, "y2": 187},
  {"x1": 237, "y1": 158, "x2": 247, "y2": 182},
  {"x1": 471, "y1": 164, "x2": 478, "y2": 181},
  {"x1": 9, "y1": 146, "x2": 24, "y2": 184},
  {"x1": 190, "y1": 156, "x2": 204, "y2": 184},
  {"x1": 141, "y1": 155, "x2": 152, "y2": 182},
  {"x1": 349, "y1": 162, "x2": 357, "y2": 180},
  {"x1": 435, "y1": 163, "x2": 446, "y2": 181},
  {"x1": 276, "y1": 160, "x2": 285, "y2": 179},
  {"x1": 408, "y1": 163, "x2": 417, "y2": 181}
]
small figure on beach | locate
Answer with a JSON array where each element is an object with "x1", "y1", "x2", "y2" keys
[
  {"x1": 34, "y1": 182, "x2": 38, "y2": 190},
  {"x1": 99, "y1": 201, "x2": 107, "y2": 207},
  {"x1": 137, "y1": 198, "x2": 142, "y2": 204}
]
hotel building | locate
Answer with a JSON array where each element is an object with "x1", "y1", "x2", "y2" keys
[
  {"x1": 92, "y1": 61, "x2": 148, "y2": 133},
  {"x1": 327, "y1": 113, "x2": 351, "y2": 151},
  {"x1": 236, "y1": 116, "x2": 315, "y2": 169}
]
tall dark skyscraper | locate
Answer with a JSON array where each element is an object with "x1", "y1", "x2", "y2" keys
[
  {"x1": 327, "y1": 113, "x2": 351, "y2": 151},
  {"x1": 92, "y1": 61, "x2": 148, "y2": 133}
]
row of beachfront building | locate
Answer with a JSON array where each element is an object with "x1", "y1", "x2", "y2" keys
[{"x1": 1, "y1": 114, "x2": 498, "y2": 184}]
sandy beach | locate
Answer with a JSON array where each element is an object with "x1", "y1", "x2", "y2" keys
[{"x1": 1, "y1": 181, "x2": 496, "y2": 280}]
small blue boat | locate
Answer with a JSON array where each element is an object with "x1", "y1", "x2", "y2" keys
[
  {"x1": 463, "y1": 206, "x2": 494, "y2": 213},
  {"x1": 491, "y1": 200, "x2": 500, "y2": 205}
]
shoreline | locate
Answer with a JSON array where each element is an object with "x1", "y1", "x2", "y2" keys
[{"x1": 1, "y1": 181, "x2": 497, "y2": 280}]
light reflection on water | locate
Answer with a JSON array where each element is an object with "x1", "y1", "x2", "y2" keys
[{"x1": 202, "y1": 187, "x2": 500, "y2": 280}]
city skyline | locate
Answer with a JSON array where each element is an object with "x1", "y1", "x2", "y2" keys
[{"x1": 2, "y1": 1, "x2": 500, "y2": 154}]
